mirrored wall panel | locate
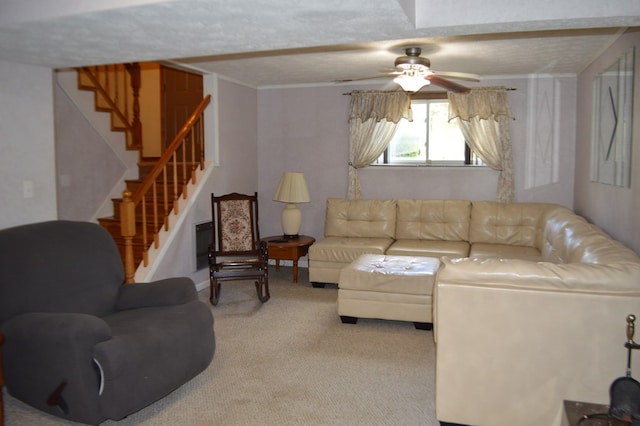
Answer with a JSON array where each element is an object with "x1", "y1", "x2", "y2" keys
[{"x1": 590, "y1": 47, "x2": 635, "y2": 187}]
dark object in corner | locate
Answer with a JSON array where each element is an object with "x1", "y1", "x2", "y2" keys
[
  {"x1": 46, "y1": 380, "x2": 69, "y2": 414},
  {"x1": 580, "y1": 314, "x2": 640, "y2": 425},
  {"x1": 340, "y1": 315, "x2": 432, "y2": 331},
  {"x1": 413, "y1": 322, "x2": 433, "y2": 331},
  {"x1": 340, "y1": 315, "x2": 358, "y2": 324}
]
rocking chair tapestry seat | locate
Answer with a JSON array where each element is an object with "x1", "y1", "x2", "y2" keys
[{"x1": 208, "y1": 192, "x2": 270, "y2": 305}]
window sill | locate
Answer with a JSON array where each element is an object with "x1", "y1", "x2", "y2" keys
[{"x1": 370, "y1": 163, "x2": 486, "y2": 169}]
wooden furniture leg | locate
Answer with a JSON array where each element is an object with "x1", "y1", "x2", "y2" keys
[{"x1": 292, "y1": 259, "x2": 299, "y2": 283}]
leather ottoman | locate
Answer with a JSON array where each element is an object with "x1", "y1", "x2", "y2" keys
[{"x1": 337, "y1": 254, "x2": 440, "y2": 330}]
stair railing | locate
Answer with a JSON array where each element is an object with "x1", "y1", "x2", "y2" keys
[
  {"x1": 120, "y1": 95, "x2": 211, "y2": 283},
  {"x1": 77, "y1": 64, "x2": 142, "y2": 150}
]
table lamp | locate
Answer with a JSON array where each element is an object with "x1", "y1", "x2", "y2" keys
[{"x1": 273, "y1": 172, "x2": 310, "y2": 239}]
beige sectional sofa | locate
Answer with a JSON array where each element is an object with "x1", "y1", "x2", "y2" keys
[
  {"x1": 309, "y1": 198, "x2": 560, "y2": 284},
  {"x1": 309, "y1": 198, "x2": 640, "y2": 426}
]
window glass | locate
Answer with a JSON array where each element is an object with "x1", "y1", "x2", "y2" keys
[{"x1": 376, "y1": 97, "x2": 481, "y2": 166}]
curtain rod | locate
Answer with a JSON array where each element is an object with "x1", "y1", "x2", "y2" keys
[{"x1": 342, "y1": 87, "x2": 517, "y2": 95}]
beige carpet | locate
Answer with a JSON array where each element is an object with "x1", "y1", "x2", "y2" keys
[{"x1": 4, "y1": 267, "x2": 438, "y2": 425}]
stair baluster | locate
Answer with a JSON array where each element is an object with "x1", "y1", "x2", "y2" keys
[{"x1": 119, "y1": 95, "x2": 211, "y2": 281}]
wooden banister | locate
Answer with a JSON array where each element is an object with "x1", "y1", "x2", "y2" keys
[{"x1": 120, "y1": 95, "x2": 211, "y2": 282}]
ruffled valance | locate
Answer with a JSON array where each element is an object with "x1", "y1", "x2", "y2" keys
[
  {"x1": 349, "y1": 90, "x2": 412, "y2": 124},
  {"x1": 448, "y1": 87, "x2": 513, "y2": 122}
]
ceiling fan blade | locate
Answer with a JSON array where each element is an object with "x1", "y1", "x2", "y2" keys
[
  {"x1": 334, "y1": 76, "x2": 386, "y2": 83},
  {"x1": 435, "y1": 71, "x2": 480, "y2": 82},
  {"x1": 334, "y1": 72, "x2": 400, "y2": 84},
  {"x1": 427, "y1": 75, "x2": 470, "y2": 93}
]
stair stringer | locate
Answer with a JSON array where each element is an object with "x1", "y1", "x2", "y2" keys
[
  {"x1": 56, "y1": 69, "x2": 139, "y2": 221},
  {"x1": 134, "y1": 160, "x2": 214, "y2": 284}
]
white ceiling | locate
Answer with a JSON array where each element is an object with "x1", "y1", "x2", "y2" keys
[{"x1": 1, "y1": 0, "x2": 639, "y2": 89}]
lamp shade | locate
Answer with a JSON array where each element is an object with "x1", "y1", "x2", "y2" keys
[{"x1": 273, "y1": 172, "x2": 310, "y2": 203}]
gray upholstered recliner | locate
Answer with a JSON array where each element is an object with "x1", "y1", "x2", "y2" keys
[{"x1": 0, "y1": 220, "x2": 215, "y2": 425}]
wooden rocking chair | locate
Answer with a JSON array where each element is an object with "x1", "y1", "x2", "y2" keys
[{"x1": 208, "y1": 192, "x2": 270, "y2": 305}]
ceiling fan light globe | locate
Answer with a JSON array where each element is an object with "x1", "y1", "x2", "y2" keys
[{"x1": 393, "y1": 74, "x2": 430, "y2": 92}]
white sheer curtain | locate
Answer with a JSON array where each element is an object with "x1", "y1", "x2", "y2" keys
[
  {"x1": 348, "y1": 90, "x2": 412, "y2": 199},
  {"x1": 448, "y1": 87, "x2": 514, "y2": 203}
]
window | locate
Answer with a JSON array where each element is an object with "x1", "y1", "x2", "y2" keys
[{"x1": 375, "y1": 92, "x2": 482, "y2": 166}]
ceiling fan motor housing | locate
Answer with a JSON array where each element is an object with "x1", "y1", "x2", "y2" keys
[{"x1": 394, "y1": 47, "x2": 431, "y2": 71}]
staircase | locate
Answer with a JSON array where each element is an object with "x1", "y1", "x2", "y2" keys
[
  {"x1": 77, "y1": 64, "x2": 142, "y2": 151},
  {"x1": 96, "y1": 160, "x2": 192, "y2": 269},
  {"x1": 76, "y1": 65, "x2": 210, "y2": 282}
]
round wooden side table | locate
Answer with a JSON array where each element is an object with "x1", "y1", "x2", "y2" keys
[{"x1": 262, "y1": 235, "x2": 315, "y2": 283}]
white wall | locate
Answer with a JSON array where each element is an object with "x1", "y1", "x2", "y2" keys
[
  {"x1": 55, "y1": 69, "x2": 140, "y2": 221},
  {"x1": 0, "y1": 60, "x2": 57, "y2": 229},
  {"x1": 257, "y1": 75, "x2": 578, "y2": 244},
  {"x1": 54, "y1": 80, "x2": 128, "y2": 221},
  {"x1": 574, "y1": 30, "x2": 640, "y2": 254}
]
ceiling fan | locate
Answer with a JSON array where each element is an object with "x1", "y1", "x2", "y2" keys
[{"x1": 340, "y1": 47, "x2": 480, "y2": 93}]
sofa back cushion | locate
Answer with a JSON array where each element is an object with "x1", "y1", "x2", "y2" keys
[
  {"x1": 470, "y1": 201, "x2": 558, "y2": 248},
  {"x1": 325, "y1": 198, "x2": 396, "y2": 239},
  {"x1": 541, "y1": 208, "x2": 589, "y2": 263},
  {"x1": 542, "y1": 208, "x2": 640, "y2": 264},
  {"x1": 396, "y1": 199, "x2": 471, "y2": 241}
]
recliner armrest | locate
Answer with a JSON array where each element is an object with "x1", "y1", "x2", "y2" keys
[
  {"x1": 115, "y1": 277, "x2": 198, "y2": 311},
  {"x1": 2, "y1": 312, "x2": 113, "y2": 423},
  {"x1": 3, "y1": 312, "x2": 112, "y2": 345}
]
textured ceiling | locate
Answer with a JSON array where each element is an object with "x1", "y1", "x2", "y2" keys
[
  {"x1": 1, "y1": 0, "x2": 639, "y2": 88},
  {"x1": 179, "y1": 29, "x2": 628, "y2": 87}
]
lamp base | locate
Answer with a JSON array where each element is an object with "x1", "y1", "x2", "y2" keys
[
  {"x1": 280, "y1": 203, "x2": 302, "y2": 237},
  {"x1": 282, "y1": 234, "x2": 299, "y2": 240}
]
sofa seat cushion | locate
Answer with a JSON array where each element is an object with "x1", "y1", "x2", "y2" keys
[
  {"x1": 470, "y1": 243, "x2": 542, "y2": 261},
  {"x1": 387, "y1": 239, "x2": 470, "y2": 258},
  {"x1": 308, "y1": 236, "x2": 394, "y2": 264}
]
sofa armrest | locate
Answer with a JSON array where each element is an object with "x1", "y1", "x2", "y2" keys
[
  {"x1": 115, "y1": 277, "x2": 198, "y2": 311},
  {"x1": 434, "y1": 257, "x2": 640, "y2": 426},
  {"x1": 436, "y1": 257, "x2": 640, "y2": 294}
]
